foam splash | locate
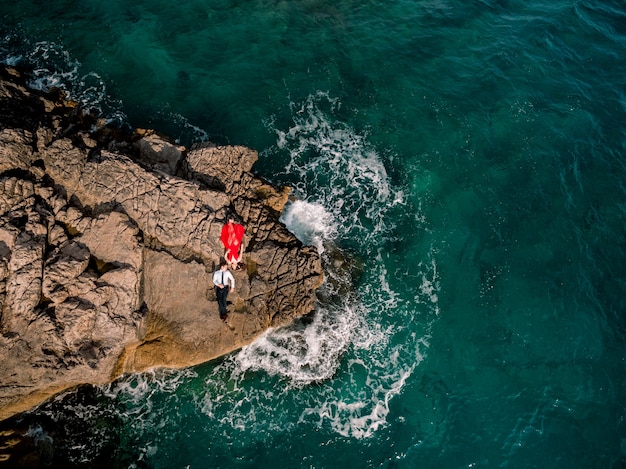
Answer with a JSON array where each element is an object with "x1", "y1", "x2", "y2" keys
[
  {"x1": 279, "y1": 304, "x2": 429, "y2": 439},
  {"x1": 235, "y1": 303, "x2": 360, "y2": 385},
  {"x1": 280, "y1": 199, "x2": 337, "y2": 253},
  {"x1": 270, "y1": 91, "x2": 405, "y2": 247},
  {"x1": 201, "y1": 303, "x2": 426, "y2": 440},
  {"x1": 216, "y1": 255, "x2": 436, "y2": 440}
]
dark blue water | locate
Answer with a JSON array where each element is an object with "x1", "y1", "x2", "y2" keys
[{"x1": 2, "y1": 0, "x2": 626, "y2": 467}]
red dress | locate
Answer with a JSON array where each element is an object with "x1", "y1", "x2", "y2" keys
[{"x1": 220, "y1": 222, "x2": 245, "y2": 263}]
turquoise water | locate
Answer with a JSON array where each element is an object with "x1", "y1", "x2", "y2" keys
[{"x1": 2, "y1": 0, "x2": 626, "y2": 467}]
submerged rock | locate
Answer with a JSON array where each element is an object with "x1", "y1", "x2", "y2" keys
[{"x1": 0, "y1": 66, "x2": 323, "y2": 421}]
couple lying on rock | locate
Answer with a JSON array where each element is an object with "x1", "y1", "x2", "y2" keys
[{"x1": 213, "y1": 216, "x2": 245, "y2": 322}]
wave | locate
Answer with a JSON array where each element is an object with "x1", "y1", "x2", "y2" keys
[
  {"x1": 271, "y1": 91, "x2": 406, "y2": 247},
  {"x1": 203, "y1": 91, "x2": 441, "y2": 439},
  {"x1": 280, "y1": 199, "x2": 337, "y2": 254},
  {"x1": 0, "y1": 36, "x2": 127, "y2": 123},
  {"x1": 235, "y1": 304, "x2": 358, "y2": 385}
]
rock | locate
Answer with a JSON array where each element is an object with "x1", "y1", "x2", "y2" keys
[
  {"x1": 133, "y1": 130, "x2": 185, "y2": 175},
  {"x1": 0, "y1": 65, "x2": 323, "y2": 421},
  {"x1": 184, "y1": 143, "x2": 291, "y2": 212}
]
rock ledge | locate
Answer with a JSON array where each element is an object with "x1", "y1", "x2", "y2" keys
[{"x1": 0, "y1": 66, "x2": 323, "y2": 421}]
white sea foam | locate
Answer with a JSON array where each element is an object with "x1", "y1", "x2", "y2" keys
[
  {"x1": 416, "y1": 250, "x2": 441, "y2": 310},
  {"x1": 280, "y1": 199, "x2": 337, "y2": 253},
  {"x1": 294, "y1": 335, "x2": 425, "y2": 439},
  {"x1": 235, "y1": 302, "x2": 357, "y2": 385},
  {"x1": 1, "y1": 40, "x2": 126, "y2": 123},
  {"x1": 270, "y1": 91, "x2": 405, "y2": 247},
  {"x1": 100, "y1": 367, "x2": 197, "y2": 410},
  {"x1": 220, "y1": 266, "x2": 436, "y2": 439}
]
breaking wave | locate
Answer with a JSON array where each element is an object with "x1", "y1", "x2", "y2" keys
[
  {"x1": 272, "y1": 91, "x2": 406, "y2": 246},
  {"x1": 204, "y1": 91, "x2": 440, "y2": 438},
  {"x1": 280, "y1": 199, "x2": 336, "y2": 254}
]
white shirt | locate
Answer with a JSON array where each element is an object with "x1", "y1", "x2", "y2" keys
[{"x1": 213, "y1": 268, "x2": 235, "y2": 288}]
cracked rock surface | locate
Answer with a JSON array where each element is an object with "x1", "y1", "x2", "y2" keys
[{"x1": 0, "y1": 66, "x2": 323, "y2": 421}]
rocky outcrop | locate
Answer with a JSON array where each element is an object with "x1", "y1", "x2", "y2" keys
[{"x1": 0, "y1": 66, "x2": 323, "y2": 421}]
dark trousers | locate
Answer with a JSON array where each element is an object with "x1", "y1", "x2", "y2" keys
[{"x1": 216, "y1": 286, "x2": 229, "y2": 319}]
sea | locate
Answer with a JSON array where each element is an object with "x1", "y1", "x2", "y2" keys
[{"x1": 1, "y1": 0, "x2": 625, "y2": 467}]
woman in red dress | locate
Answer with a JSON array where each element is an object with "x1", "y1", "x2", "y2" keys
[{"x1": 220, "y1": 216, "x2": 245, "y2": 269}]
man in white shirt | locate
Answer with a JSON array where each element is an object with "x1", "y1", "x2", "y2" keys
[{"x1": 213, "y1": 259, "x2": 235, "y2": 321}]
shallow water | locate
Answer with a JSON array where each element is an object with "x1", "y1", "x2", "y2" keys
[{"x1": 1, "y1": 0, "x2": 626, "y2": 467}]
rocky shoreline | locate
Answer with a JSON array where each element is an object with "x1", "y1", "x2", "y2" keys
[{"x1": 0, "y1": 66, "x2": 323, "y2": 423}]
